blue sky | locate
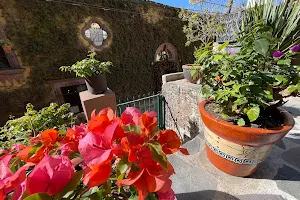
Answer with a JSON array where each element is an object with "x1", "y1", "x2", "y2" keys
[{"x1": 152, "y1": 0, "x2": 248, "y2": 11}]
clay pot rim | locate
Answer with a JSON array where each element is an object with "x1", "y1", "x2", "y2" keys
[
  {"x1": 199, "y1": 100, "x2": 295, "y2": 135},
  {"x1": 182, "y1": 64, "x2": 201, "y2": 69}
]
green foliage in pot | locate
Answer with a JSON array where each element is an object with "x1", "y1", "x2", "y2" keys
[
  {"x1": 60, "y1": 52, "x2": 112, "y2": 78},
  {"x1": 0, "y1": 103, "x2": 75, "y2": 148},
  {"x1": 240, "y1": 0, "x2": 300, "y2": 51},
  {"x1": 198, "y1": 21, "x2": 300, "y2": 126}
]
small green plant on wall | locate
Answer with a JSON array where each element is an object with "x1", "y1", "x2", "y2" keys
[
  {"x1": 0, "y1": 103, "x2": 75, "y2": 148},
  {"x1": 197, "y1": 21, "x2": 300, "y2": 127},
  {"x1": 60, "y1": 52, "x2": 112, "y2": 78}
]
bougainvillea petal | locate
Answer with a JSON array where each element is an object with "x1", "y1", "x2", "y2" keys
[
  {"x1": 157, "y1": 188, "x2": 176, "y2": 200},
  {"x1": 98, "y1": 107, "x2": 116, "y2": 121},
  {"x1": 41, "y1": 129, "x2": 58, "y2": 146},
  {"x1": 158, "y1": 130, "x2": 182, "y2": 154},
  {"x1": 26, "y1": 168, "x2": 50, "y2": 194},
  {"x1": 144, "y1": 171, "x2": 168, "y2": 193},
  {"x1": 78, "y1": 132, "x2": 113, "y2": 165},
  {"x1": 272, "y1": 51, "x2": 284, "y2": 58},
  {"x1": 121, "y1": 107, "x2": 142, "y2": 125},
  {"x1": 139, "y1": 112, "x2": 158, "y2": 137},
  {"x1": 116, "y1": 169, "x2": 144, "y2": 186},
  {"x1": 88, "y1": 115, "x2": 110, "y2": 133},
  {"x1": 5, "y1": 163, "x2": 34, "y2": 193},
  {"x1": 179, "y1": 148, "x2": 189, "y2": 155},
  {"x1": 16, "y1": 146, "x2": 31, "y2": 162},
  {"x1": 26, "y1": 155, "x2": 74, "y2": 196},
  {"x1": 290, "y1": 45, "x2": 300, "y2": 52},
  {"x1": 11, "y1": 181, "x2": 26, "y2": 200},
  {"x1": 103, "y1": 122, "x2": 119, "y2": 146},
  {"x1": 133, "y1": 177, "x2": 149, "y2": 200},
  {"x1": 83, "y1": 162, "x2": 112, "y2": 188}
]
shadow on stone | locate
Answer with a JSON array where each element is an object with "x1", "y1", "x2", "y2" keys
[
  {"x1": 176, "y1": 190, "x2": 239, "y2": 200},
  {"x1": 176, "y1": 190, "x2": 286, "y2": 200},
  {"x1": 182, "y1": 120, "x2": 200, "y2": 144},
  {"x1": 281, "y1": 106, "x2": 300, "y2": 117},
  {"x1": 273, "y1": 165, "x2": 300, "y2": 181}
]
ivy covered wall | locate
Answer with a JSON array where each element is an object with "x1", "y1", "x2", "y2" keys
[{"x1": 0, "y1": 0, "x2": 195, "y2": 125}]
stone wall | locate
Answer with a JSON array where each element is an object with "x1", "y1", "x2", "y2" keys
[
  {"x1": 162, "y1": 72, "x2": 204, "y2": 142},
  {"x1": 0, "y1": 0, "x2": 195, "y2": 125}
]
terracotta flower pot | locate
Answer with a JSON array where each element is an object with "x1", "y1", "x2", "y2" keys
[
  {"x1": 199, "y1": 100, "x2": 295, "y2": 177},
  {"x1": 182, "y1": 64, "x2": 201, "y2": 84},
  {"x1": 85, "y1": 74, "x2": 107, "y2": 94}
]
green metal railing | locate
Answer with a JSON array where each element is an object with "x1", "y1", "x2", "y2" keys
[{"x1": 117, "y1": 93, "x2": 165, "y2": 129}]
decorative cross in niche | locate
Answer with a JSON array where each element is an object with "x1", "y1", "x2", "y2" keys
[{"x1": 84, "y1": 23, "x2": 108, "y2": 47}]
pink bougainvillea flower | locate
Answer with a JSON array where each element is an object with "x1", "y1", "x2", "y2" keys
[
  {"x1": 10, "y1": 143, "x2": 25, "y2": 152},
  {"x1": 0, "y1": 155, "x2": 33, "y2": 200},
  {"x1": 290, "y1": 45, "x2": 300, "y2": 52},
  {"x1": 157, "y1": 130, "x2": 189, "y2": 155},
  {"x1": 120, "y1": 133, "x2": 144, "y2": 162},
  {"x1": 78, "y1": 122, "x2": 119, "y2": 165},
  {"x1": 117, "y1": 147, "x2": 174, "y2": 200},
  {"x1": 88, "y1": 108, "x2": 117, "y2": 133},
  {"x1": 41, "y1": 129, "x2": 58, "y2": 146},
  {"x1": 59, "y1": 124, "x2": 88, "y2": 155},
  {"x1": 17, "y1": 145, "x2": 51, "y2": 164},
  {"x1": 26, "y1": 155, "x2": 74, "y2": 196},
  {"x1": 82, "y1": 162, "x2": 112, "y2": 188},
  {"x1": 139, "y1": 112, "x2": 158, "y2": 137},
  {"x1": 157, "y1": 189, "x2": 176, "y2": 200},
  {"x1": 273, "y1": 51, "x2": 284, "y2": 58},
  {"x1": 121, "y1": 107, "x2": 142, "y2": 125}
]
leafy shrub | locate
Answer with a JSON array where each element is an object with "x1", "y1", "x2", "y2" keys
[
  {"x1": 197, "y1": 21, "x2": 300, "y2": 126},
  {"x1": 60, "y1": 52, "x2": 113, "y2": 78},
  {"x1": 0, "y1": 103, "x2": 75, "y2": 148}
]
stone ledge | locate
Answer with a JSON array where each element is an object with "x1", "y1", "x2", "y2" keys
[{"x1": 162, "y1": 73, "x2": 204, "y2": 141}]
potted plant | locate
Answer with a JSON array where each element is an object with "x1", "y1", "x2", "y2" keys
[
  {"x1": 60, "y1": 52, "x2": 112, "y2": 94},
  {"x1": 0, "y1": 39, "x2": 12, "y2": 53},
  {"x1": 197, "y1": 21, "x2": 299, "y2": 177},
  {"x1": 1, "y1": 107, "x2": 189, "y2": 200},
  {"x1": 179, "y1": 7, "x2": 224, "y2": 83}
]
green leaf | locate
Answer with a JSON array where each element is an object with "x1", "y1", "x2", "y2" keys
[
  {"x1": 223, "y1": 81, "x2": 235, "y2": 86},
  {"x1": 277, "y1": 59, "x2": 291, "y2": 65},
  {"x1": 237, "y1": 118, "x2": 245, "y2": 126},
  {"x1": 129, "y1": 193, "x2": 138, "y2": 200},
  {"x1": 288, "y1": 83, "x2": 300, "y2": 93},
  {"x1": 116, "y1": 158, "x2": 130, "y2": 180},
  {"x1": 253, "y1": 38, "x2": 269, "y2": 56},
  {"x1": 274, "y1": 75, "x2": 288, "y2": 85},
  {"x1": 213, "y1": 54, "x2": 223, "y2": 61},
  {"x1": 247, "y1": 106, "x2": 260, "y2": 122},
  {"x1": 24, "y1": 193, "x2": 52, "y2": 200},
  {"x1": 54, "y1": 170, "x2": 83, "y2": 200},
  {"x1": 218, "y1": 41, "x2": 229, "y2": 51},
  {"x1": 221, "y1": 113, "x2": 229, "y2": 120},
  {"x1": 123, "y1": 124, "x2": 142, "y2": 134},
  {"x1": 149, "y1": 142, "x2": 167, "y2": 170},
  {"x1": 86, "y1": 189, "x2": 105, "y2": 200}
]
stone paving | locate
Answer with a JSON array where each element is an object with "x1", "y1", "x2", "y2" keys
[{"x1": 170, "y1": 97, "x2": 300, "y2": 200}]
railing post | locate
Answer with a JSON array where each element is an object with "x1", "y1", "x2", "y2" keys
[{"x1": 158, "y1": 94, "x2": 164, "y2": 129}]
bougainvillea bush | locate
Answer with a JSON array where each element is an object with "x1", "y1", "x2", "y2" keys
[{"x1": 0, "y1": 107, "x2": 188, "y2": 200}]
